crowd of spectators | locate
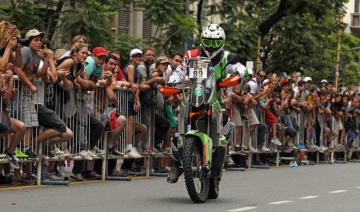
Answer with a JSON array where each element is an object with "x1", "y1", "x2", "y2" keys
[{"x1": 0, "y1": 20, "x2": 360, "y2": 183}]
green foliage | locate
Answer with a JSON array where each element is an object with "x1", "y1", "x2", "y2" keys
[
  {"x1": 144, "y1": 0, "x2": 197, "y2": 54},
  {"x1": 1, "y1": 0, "x2": 358, "y2": 86},
  {"x1": 210, "y1": 0, "x2": 354, "y2": 85},
  {"x1": 110, "y1": 32, "x2": 143, "y2": 65},
  {"x1": 337, "y1": 33, "x2": 360, "y2": 86},
  {"x1": 0, "y1": 0, "x2": 125, "y2": 48},
  {"x1": 60, "y1": 0, "x2": 124, "y2": 48},
  {"x1": 0, "y1": 1, "x2": 42, "y2": 36}
]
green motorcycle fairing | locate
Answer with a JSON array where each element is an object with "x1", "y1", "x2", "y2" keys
[{"x1": 185, "y1": 130, "x2": 213, "y2": 167}]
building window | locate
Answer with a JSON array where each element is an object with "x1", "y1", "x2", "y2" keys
[
  {"x1": 143, "y1": 11, "x2": 152, "y2": 41},
  {"x1": 118, "y1": 6, "x2": 130, "y2": 34}
]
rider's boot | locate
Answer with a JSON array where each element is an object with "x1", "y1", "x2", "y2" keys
[
  {"x1": 167, "y1": 161, "x2": 183, "y2": 183},
  {"x1": 167, "y1": 167, "x2": 183, "y2": 183}
]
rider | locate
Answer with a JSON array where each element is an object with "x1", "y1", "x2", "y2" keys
[{"x1": 167, "y1": 23, "x2": 253, "y2": 183}]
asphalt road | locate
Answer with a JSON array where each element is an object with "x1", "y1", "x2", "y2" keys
[{"x1": 1, "y1": 163, "x2": 360, "y2": 212}]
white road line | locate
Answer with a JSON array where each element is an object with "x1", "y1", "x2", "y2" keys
[
  {"x1": 329, "y1": 190, "x2": 348, "y2": 194},
  {"x1": 268, "y1": 200, "x2": 293, "y2": 205},
  {"x1": 299, "y1": 195, "x2": 319, "y2": 200},
  {"x1": 227, "y1": 206, "x2": 257, "y2": 212},
  {"x1": 356, "y1": 186, "x2": 360, "y2": 189}
]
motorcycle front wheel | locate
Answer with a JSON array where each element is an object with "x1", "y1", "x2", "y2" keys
[
  {"x1": 208, "y1": 178, "x2": 219, "y2": 199},
  {"x1": 182, "y1": 136, "x2": 209, "y2": 203}
]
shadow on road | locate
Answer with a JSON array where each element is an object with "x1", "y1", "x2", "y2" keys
[{"x1": 152, "y1": 196, "x2": 234, "y2": 205}]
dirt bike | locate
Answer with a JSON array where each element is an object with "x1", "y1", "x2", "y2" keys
[{"x1": 160, "y1": 56, "x2": 241, "y2": 203}]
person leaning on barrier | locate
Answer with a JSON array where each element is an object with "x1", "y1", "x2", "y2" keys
[
  {"x1": 277, "y1": 80, "x2": 298, "y2": 151},
  {"x1": 331, "y1": 93, "x2": 346, "y2": 149},
  {"x1": 100, "y1": 51, "x2": 127, "y2": 156},
  {"x1": 164, "y1": 52, "x2": 184, "y2": 84},
  {"x1": 150, "y1": 56, "x2": 171, "y2": 154},
  {"x1": 59, "y1": 34, "x2": 88, "y2": 60},
  {"x1": 56, "y1": 43, "x2": 95, "y2": 180},
  {"x1": 104, "y1": 51, "x2": 130, "y2": 89},
  {"x1": 0, "y1": 21, "x2": 26, "y2": 181},
  {"x1": 13, "y1": 29, "x2": 73, "y2": 153},
  {"x1": 70, "y1": 46, "x2": 109, "y2": 179},
  {"x1": 252, "y1": 77, "x2": 282, "y2": 148},
  {"x1": 123, "y1": 48, "x2": 146, "y2": 159},
  {"x1": 56, "y1": 43, "x2": 89, "y2": 92}
]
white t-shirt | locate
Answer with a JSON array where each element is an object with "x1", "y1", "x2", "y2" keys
[
  {"x1": 165, "y1": 64, "x2": 185, "y2": 84},
  {"x1": 247, "y1": 78, "x2": 259, "y2": 95},
  {"x1": 293, "y1": 86, "x2": 299, "y2": 95},
  {"x1": 33, "y1": 60, "x2": 45, "y2": 105}
]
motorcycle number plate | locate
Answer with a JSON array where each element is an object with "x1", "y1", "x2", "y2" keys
[{"x1": 189, "y1": 61, "x2": 208, "y2": 79}]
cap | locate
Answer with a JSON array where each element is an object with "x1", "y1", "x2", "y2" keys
[
  {"x1": 321, "y1": 79, "x2": 328, "y2": 84},
  {"x1": 156, "y1": 56, "x2": 169, "y2": 65},
  {"x1": 130, "y1": 48, "x2": 143, "y2": 57},
  {"x1": 25, "y1": 29, "x2": 44, "y2": 40},
  {"x1": 280, "y1": 79, "x2": 290, "y2": 87},
  {"x1": 304, "y1": 76, "x2": 312, "y2": 82},
  {"x1": 92, "y1": 47, "x2": 107, "y2": 57}
]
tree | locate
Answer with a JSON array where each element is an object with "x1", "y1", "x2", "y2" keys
[
  {"x1": 0, "y1": 0, "x2": 126, "y2": 48},
  {"x1": 210, "y1": 0, "x2": 351, "y2": 84},
  {"x1": 143, "y1": 0, "x2": 197, "y2": 54}
]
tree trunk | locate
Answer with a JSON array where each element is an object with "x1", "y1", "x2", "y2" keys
[
  {"x1": 48, "y1": 0, "x2": 64, "y2": 42},
  {"x1": 197, "y1": 0, "x2": 204, "y2": 37}
]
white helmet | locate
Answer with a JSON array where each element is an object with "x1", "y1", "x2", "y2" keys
[
  {"x1": 201, "y1": 24, "x2": 225, "y2": 59},
  {"x1": 201, "y1": 24, "x2": 225, "y2": 40}
]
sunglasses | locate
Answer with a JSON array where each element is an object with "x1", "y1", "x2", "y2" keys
[
  {"x1": 258, "y1": 74, "x2": 265, "y2": 78},
  {"x1": 202, "y1": 38, "x2": 224, "y2": 48}
]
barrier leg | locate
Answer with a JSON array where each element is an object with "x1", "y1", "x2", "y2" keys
[
  {"x1": 36, "y1": 142, "x2": 42, "y2": 186},
  {"x1": 247, "y1": 153, "x2": 252, "y2": 168},
  {"x1": 145, "y1": 155, "x2": 150, "y2": 177},
  {"x1": 344, "y1": 150, "x2": 347, "y2": 162},
  {"x1": 316, "y1": 151, "x2": 320, "y2": 164},
  {"x1": 276, "y1": 151, "x2": 280, "y2": 167},
  {"x1": 101, "y1": 134, "x2": 108, "y2": 181}
]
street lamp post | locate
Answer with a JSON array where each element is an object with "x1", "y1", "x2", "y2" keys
[{"x1": 335, "y1": 16, "x2": 344, "y2": 91}]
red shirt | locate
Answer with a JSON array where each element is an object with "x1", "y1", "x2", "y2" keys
[{"x1": 112, "y1": 67, "x2": 124, "y2": 81}]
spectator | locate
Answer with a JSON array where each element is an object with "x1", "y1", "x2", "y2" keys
[
  {"x1": 0, "y1": 21, "x2": 26, "y2": 170},
  {"x1": 59, "y1": 34, "x2": 88, "y2": 59},
  {"x1": 124, "y1": 48, "x2": 145, "y2": 158},
  {"x1": 15, "y1": 29, "x2": 73, "y2": 151}
]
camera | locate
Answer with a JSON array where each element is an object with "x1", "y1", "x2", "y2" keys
[{"x1": 17, "y1": 38, "x2": 30, "y2": 47}]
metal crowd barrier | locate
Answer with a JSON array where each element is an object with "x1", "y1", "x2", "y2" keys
[
  {"x1": 1, "y1": 75, "x2": 360, "y2": 186},
  {"x1": 227, "y1": 101, "x2": 360, "y2": 168}
]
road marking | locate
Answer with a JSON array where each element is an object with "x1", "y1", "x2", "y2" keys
[
  {"x1": 227, "y1": 206, "x2": 257, "y2": 212},
  {"x1": 356, "y1": 186, "x2": 360, "y2": 189},
  {"x1": 0, "y1": 185, "x2": 43, "y2": 191},
  {"x1": 329, "y1": 190, "x2": 347, "y2": 194},
  {"x1": 268, "y1": 200, "x2": 293, "y2": 205},
  {"x1": 299, "y1": 195, "x2": 319, "y2": 200}
]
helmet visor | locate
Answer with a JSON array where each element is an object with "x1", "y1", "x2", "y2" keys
[{"x1": 202, "y1": 38, "x2": 224, "y2": 49}]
